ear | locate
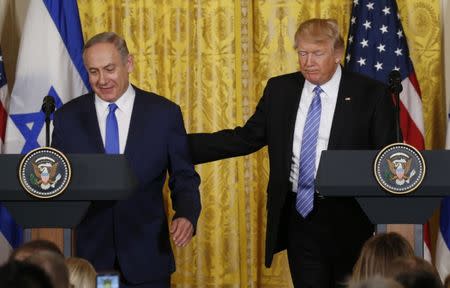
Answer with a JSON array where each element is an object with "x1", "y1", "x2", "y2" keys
[
  {"x1": 126, "y1": 54, "x2": 134, "y2": 73},
  {"x1": 333, "y1": 47, "x2": 344, "y2": 64}
]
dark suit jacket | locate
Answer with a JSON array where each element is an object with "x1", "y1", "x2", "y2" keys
[
  {"x1": 52, "y1": 86, "x2": 201, "y2": 284},
  {"x1": 189, "y1": 69, "x2": 397, "y2": 267}
]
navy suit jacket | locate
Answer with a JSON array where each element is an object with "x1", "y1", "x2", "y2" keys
[
  {"x1": 52, "y1": 86, "x2": 201, "y2": 284},
  {"x1": 189, "y1": 69, "x2": 397, "y2": 267}
]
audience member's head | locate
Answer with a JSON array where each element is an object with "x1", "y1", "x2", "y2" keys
[
  {"x1": 10, "y1": 239, "x2": 63, "y2": 261},
  {"x1": 25, "y1": 251, "x2": 70, "y2": 288},
  {"x1": 350, "y1": 232, "x2": 414, "y2": 284},
  {"x1": 388, "y1": 256, "x2": 443, "y2": 288},
  {"x1": 444, "y1": 274, "x2": 450, "y2": 288},
  {"x1": 348, "y1": 276, "x2": 404, "y2": 288},
  {"x1": 0, "y1": 260, "x2": 53, "y2": 288},
  {"x1": 66, "y1": 257, "x2": 96, "y2": 288}
]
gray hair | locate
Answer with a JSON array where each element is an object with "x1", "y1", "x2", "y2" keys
[{"x1": 84, "y1": 32, "x2": 129, "y2": 62}]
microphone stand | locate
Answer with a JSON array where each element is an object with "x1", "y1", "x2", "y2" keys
[
  {"x1": 41, "y1": 96, "x2": 56, "y2": 147},
  {"x1": 388, "y1": 71, "x2": 403, "y2": 143}
]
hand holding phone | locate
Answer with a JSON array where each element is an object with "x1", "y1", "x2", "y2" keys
[{"x1": 96, "y1": 272, "x2": 119, "y2": 288}]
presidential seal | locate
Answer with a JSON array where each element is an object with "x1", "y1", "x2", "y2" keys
[
  {"x1": 374, "y1": 143, "x2": 425, "y2": 195},
  {"x1": 18, "y1": 147, "x2": 71, "y2": 199}
]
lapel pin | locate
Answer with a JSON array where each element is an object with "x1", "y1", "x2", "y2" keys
[{"x1": 344, "y1": 97, "x2": 351, "y2": 101}]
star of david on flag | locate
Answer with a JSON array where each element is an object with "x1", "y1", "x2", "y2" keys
[{"x1": 4, "y1": 0, "x2": 90, "y2": 154}]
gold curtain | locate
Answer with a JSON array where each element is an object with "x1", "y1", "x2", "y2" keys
[{"x1": 77, "y1": 0, "x2": 444, "y2": 287}]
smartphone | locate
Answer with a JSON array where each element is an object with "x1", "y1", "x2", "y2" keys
[{"x1": 96, "y1": 272, "x2": 120, "y2": 288}]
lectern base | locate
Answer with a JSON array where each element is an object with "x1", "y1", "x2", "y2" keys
[{"x1": 4, "y1": 201, "x2": 90, "y2": 228}]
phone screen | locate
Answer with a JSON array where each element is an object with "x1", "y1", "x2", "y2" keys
[{"x1": 96, "y1": 273, "x2": 119, "y2": 288}]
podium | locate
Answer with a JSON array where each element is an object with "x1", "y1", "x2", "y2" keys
[
  {"x1": 0, "y1": 154, "x2": 138, "y2": 255},
  {"x1": 316, "y1": 150, "x2": 447, "y2": 256}
]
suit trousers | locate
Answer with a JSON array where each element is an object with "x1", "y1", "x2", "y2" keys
[
  {"x1": 115, "y1": 257, "x2": 170, "y2": 288},
  {"x1": 119, "y1": 279, "x2": 169, "y2": 288},
  {"x1": 285, "y1": 192, "x2": 369, "y2": 288}
]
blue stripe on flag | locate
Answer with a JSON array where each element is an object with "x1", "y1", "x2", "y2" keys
[
  {"x1": 42, "y1": 0, "x2": 90, "y2": 90},
  {"x1": 440, "y1": 197, "x2": 450, "y2": 248},
  {"x1": 0, "y1": 206, "x2": 22, "y2": 248}
]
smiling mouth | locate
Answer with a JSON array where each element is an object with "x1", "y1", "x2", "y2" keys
[{"x1": 99, "y1": 87, "x2": 114, "y2": 91}]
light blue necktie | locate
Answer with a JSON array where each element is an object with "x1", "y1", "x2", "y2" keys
[
  {"x1": 296, "y1": 86, "x2": 322, "y2": 218},
  {"x1": 105, "y1": 103, "x2": 119, "y2": 154}
]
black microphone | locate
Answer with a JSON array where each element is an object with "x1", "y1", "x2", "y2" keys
[
  {"x1": 41, "y1": 96, "x2": 55, "y2": 147},
  {"x1": 388, "y1": 70, "x2": 403, "y2": 94},
  {"x1": 388, "y1": 70, "x2": 402, "y2": 143},
  {"x1": 41, "y1": 95, "x2": 56, "y2": 118}
]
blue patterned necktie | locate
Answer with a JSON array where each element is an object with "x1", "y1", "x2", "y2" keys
[
  {"x1": 105, "y1": 103, "x2": 119, "y2": 154},
  {"x1": 296, "y1": 86, "x2": 323, "y2": 218}
]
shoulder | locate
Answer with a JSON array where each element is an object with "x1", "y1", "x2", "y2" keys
[
  {"x1": 341, "y1": 69, "x2": 387, "y2": 90},
  {"x1": 267, "y1": 71, "x2": 303, "y2": 85},
  {"x1": 263, "y1": 72, "x2": 304, "y2": 96},
  {"x1": 55, "y1": 92, "x2": 93, "y2": 115}
]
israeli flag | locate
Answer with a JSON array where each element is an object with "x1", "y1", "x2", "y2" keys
[
  {"x1": 4, "y1": 0, "x2": 89, "y2": 153},
  {"x1": 0, "y1": 0, "x2": 89, "y2": 260}
]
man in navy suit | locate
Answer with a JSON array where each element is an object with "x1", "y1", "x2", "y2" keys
[
  {"x1": 189, "y1": 19, "x2": 397, "y2": 287},
  {"x1": 52, "y1": 32, "x2": 201, "y2": 288}
]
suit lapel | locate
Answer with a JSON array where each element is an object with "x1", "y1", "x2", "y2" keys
[
  {"x1": 328, "y1": 70, "x2": 353, "y2": 149},
  {"x1": 82, "y1": 94, "x2": 104, "y2": 153},
  {"x1": 284, "y1": 72, "x2": 305, "y2": 172},
  {"x1": 124, "y1": 88, "x2": 144, "y2": 156}
]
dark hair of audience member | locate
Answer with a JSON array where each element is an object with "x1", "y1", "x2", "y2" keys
[
  {"x1": 444, "y1": 274, "x2": 450, "y2": 288},
  {"x1": 0, "y1": 260, "x2": 53, "y2": 288},
  {"x1": 10, "y1": 239, "x2": 63, "y2": 261},
  {"x1": 388, "y1": 256, "x2": 443, "y2": 288},
  {"x1": 350, "y1": 232, "x2": 414, "y2": 284},
  {"x1": 25, "y1": 250, "x2": 70, "y2": 288}
]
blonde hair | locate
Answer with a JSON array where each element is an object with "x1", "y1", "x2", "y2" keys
[
  {"x1": 350, "y1": 232, "x2": 414, "y2": 284},
  {"x1": 348, "y1": 276, "x2": 404, "y2": 288},
  {"x1": 65, "y1": 257, "x2": 96, "y2": 288},
  {"x1": 294, "y1": 18, "x2": 344, "y2": 51}
]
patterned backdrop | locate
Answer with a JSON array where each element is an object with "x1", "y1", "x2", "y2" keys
[{"x1": 77, "y1": 1, "x2": 444, "y2": 287}]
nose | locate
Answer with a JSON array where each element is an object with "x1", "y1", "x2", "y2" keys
[
  {"x1": 98, "y1": 71, "x2": 107, "y2": 85},
  {"x1": 304, "y1": 54, "x2": 314, "y2": 67}
]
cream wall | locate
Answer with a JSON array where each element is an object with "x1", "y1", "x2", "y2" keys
[
  {"x1": 0, "y1": 0, "x2": 29, "y2": 90},
  {"x1": 444, "y1": 0, "x2": 450, "y2": 130}
]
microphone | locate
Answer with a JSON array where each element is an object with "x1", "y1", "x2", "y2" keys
[
  {"x1": 388, "y1": 70, "x2": 403, "y2": 94},
  {"x1": 41, "y1": 96, "x2": 55, "y2": 147},
  {"x1": 388, "y1": 70, "x2": 402, "y2": 143},
  {"x1": 41, "y1": 96, "x2": 56, "y2": 118}
]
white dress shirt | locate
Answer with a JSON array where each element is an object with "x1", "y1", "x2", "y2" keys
[
  {"x1": 95, "y1": 84, "x2": 135, "y2": 154},
  {"x1": 289, "y1": 66, "x2": 342, "y2": 193}
]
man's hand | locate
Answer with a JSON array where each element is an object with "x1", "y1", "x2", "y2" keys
[{"x1": 170, "y1": 217, "x2": 194, "y2": 247}]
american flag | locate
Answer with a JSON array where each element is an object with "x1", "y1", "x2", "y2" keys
[
  {"x1": 345, "y1": 0, "x2": 429, "y2": 259},
  {"x1": 345, "y1": 0, "x2": 424, "y2": 149}
]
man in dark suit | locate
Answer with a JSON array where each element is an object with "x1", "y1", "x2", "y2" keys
[
  {"x1": 52, "y1": 32, "x2": 201, "y2": 288},
  {"x1": 189, "y1": 19, "x2": 397, "y2": 287}
]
